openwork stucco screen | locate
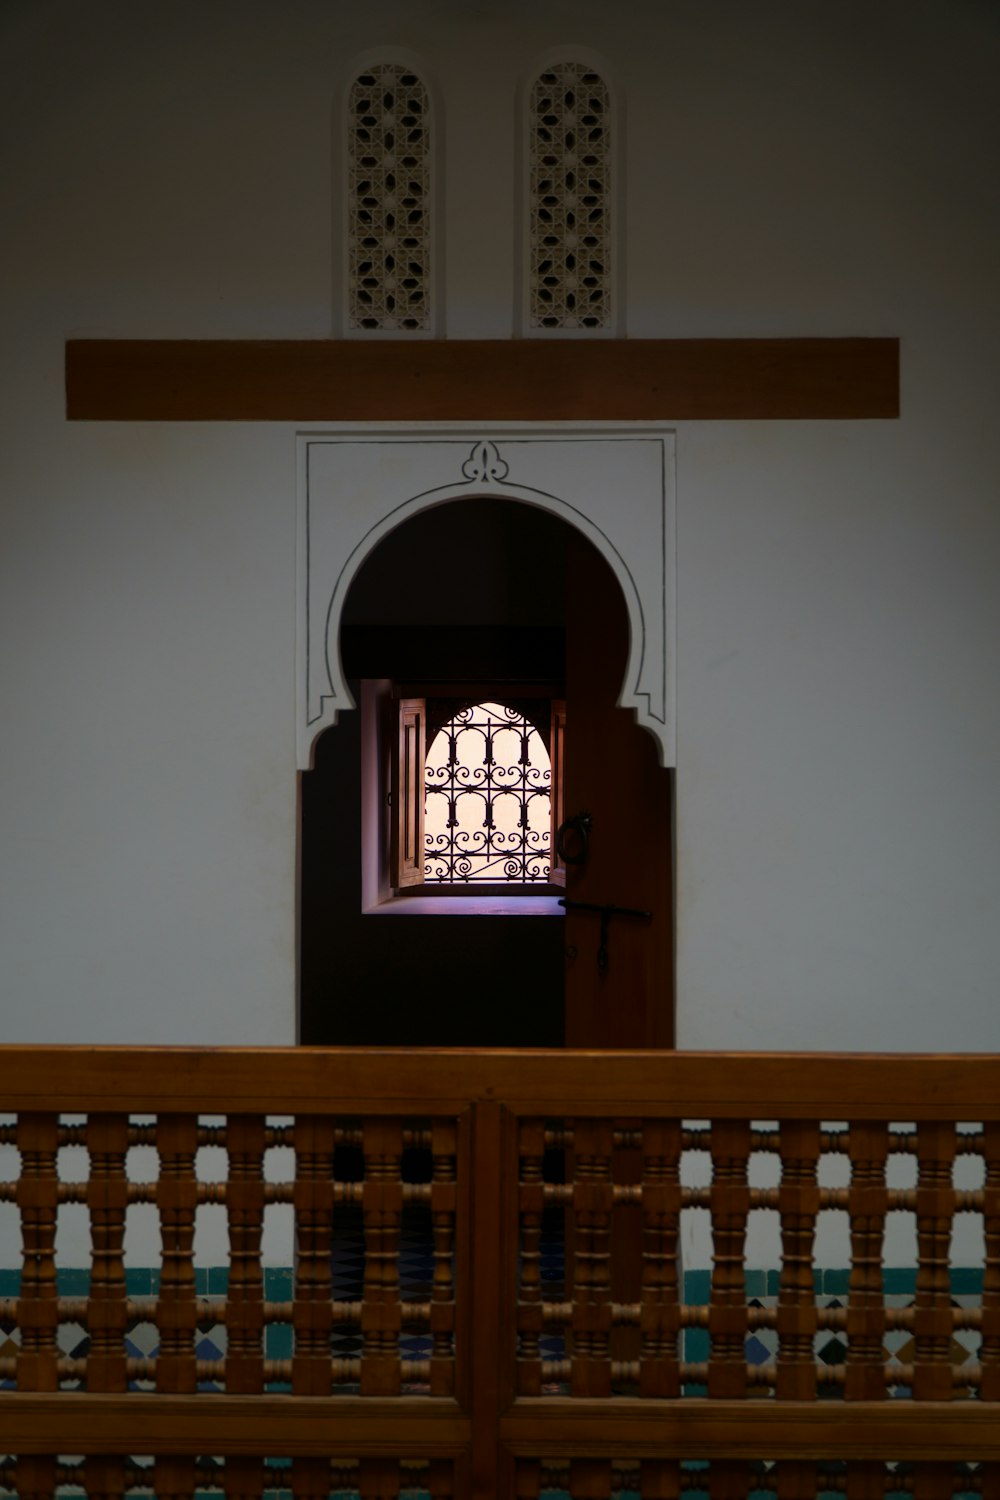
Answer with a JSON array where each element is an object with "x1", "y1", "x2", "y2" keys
[
  {"x1": 424, "y1": 702, "x2": 552, "y2": 883},
  {"x1": 528, "y1": 61, "x2": 612, "y2": 330},
  {"x1": 348, "y1": 64, "x2": 431, "y2": 331}
]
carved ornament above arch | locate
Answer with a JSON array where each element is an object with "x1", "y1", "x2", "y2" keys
[{"x1": 297, "y1": 426, "x2": 676, "y2": 767}]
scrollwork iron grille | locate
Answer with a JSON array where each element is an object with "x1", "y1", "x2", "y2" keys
[{"x1": 424, "y1": 701, "x2": 552, "y2": 883}]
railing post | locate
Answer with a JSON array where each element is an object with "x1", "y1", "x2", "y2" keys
[{"x1": 470, "y1": 1099, "x2": 507, "y2": 1500}]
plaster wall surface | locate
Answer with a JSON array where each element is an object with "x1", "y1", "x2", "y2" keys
[{"x1": 1, "y1": 0, "x2": 999, "y2": 1049}]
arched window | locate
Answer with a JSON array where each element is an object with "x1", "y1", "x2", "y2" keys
[
  {"x1": 391, "y1": 694, "x2": 565, "y2": 890},
  {"x1": 424, "y1": 702, "x2": 552, "y2": 883},
  {"x1": 526, "y1": 59, "x2": 614, "y2": 332},
  {"x1": 347, "y1": 62, "x2": 433, "y2": 331}
]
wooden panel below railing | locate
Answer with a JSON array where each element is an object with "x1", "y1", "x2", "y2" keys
[{"x1": 0, "y1": 1045, "x2": 997, "y2": 1499}]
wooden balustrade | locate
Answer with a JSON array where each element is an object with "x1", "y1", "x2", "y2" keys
[{"x1": 0, "y1": 1046, "x2": 999, "y2": 1498}]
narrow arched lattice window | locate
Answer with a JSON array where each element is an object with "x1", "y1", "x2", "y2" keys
[
  {"x1": 424, "y1": 702, "x2": 553, "y2": 884},
  {"x1": 348, "y1": 63, "x2": 432, "y2": 331},
  {"x1": 527, "y1": 61, "x2": 612, "y2": 331}
]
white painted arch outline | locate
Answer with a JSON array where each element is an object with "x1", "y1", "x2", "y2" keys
[{"x1": 297, "y1": 427, "x2": 675, "y2": 768}]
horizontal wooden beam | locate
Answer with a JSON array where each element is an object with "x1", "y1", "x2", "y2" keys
[
  {"x1": 0, "y1": 1045, "x2": 996, "y2": 1117},
  {"x1": 501, "y1": 1398, "x2": 1000, "y2": 1459},
  {"x1": 0, "y1": 1393, "x2": 469, "y2": 1455},
  {"x1": 3, "y1": 1393, "x2": 996, "y2": 1460},
  {"x1": 65, "y1": 338, "x2": 899, "y2": 421}
]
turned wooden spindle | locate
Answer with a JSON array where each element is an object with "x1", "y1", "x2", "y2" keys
[
  {"x1": 292, "y1": 1115, "x2": 335, "y2": 1396},
  {"x1": 844, "y1": 1461, "x2": 888, "y2": 1499},
  {"x1": 16, "y1": 1112, "x2": 60, "y2": 1393},
  {"x1": 154, "y1": 1456, "x2": 196, "y2": 1500},
  {"x1": 707, "y1": 1119, "x2": 752, "y2": 1399},
  {"x1": 570, "y1": 1119, "x2": 614, "y2": 1398},
  {"x1": 359, "y1": 1456, "x2": 402, "y2": 1499},
  {"x1": 638, "y1": 1458, "x2": 682, "y2": 1499},
  {"x1": 981, "y1": 1119, "x2": 1000, "y2": 1401},
  {"x1": 426, "y1": 1458, "x2": 455, "y2": 1499},
  {"x1": 14, "y1": 1456, "x2": 57, "y2": 1500},
  {"x1": 776, "y1": 1459, "x2": 818, "y2": 1499},
  {"x1": 517, "y1": 1118, "x2": 546, "y2": 1397},
  {"x1": 639, "y1": 1118, "x2": 682, "y2": 1398},
  {"x1": 846, "y1": 1122, "x2": 890, "y2": 1401},
  {"x1": 291, "y1": 1456, "x2": 330, "y2": 1500},
  {"x1": 913, "y1": 1120, "x2": 957, "y2": 1402},
  {"x1": 84, "y1": 1456, "x2": 127, "y2": 1500},
  {"x1": 226, "y1": 1113, "x2": 266, "y2": 1394},
  {"x1": 85, "y1": 1113, "x2": 129, "y2": 1393},
  {"x1": 225, "y1": 1456, "x2": 264, "y2": 1500},
  {"x1": 156, "y1": 1114, "x2": 199, "y2": 1394},
  {"x1": 707, "y1": 1459, "x2": 750, "y2": 1500},
  {"x1": 430, "y1": 1117, "x2": 457, "y2": 1397},
  {"x1": 776, "y1": 1119, "x2": 821, "y2": 1400},
  {"x1": 912, "y1": 1461, "x2": 961, "y2": 1500},
  {"x1": 361, "y1": 1118, "x2": 404, "y2": 1396},
  {"x1": 568, "y1": 1457, "x2": 612, "y2": 1499}
]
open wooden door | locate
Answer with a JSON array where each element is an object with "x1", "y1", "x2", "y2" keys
[{"x1": 563, "y1": 530, "x2": 674, "y2": 1049}]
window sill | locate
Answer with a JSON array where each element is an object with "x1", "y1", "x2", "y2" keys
[{"x1": 364, "y1": 893, "x2": 565, "y2": 917}]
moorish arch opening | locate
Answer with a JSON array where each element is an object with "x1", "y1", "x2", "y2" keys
[{"x1": 298, "y1": 492, "x2": 672, "y2": 1048}]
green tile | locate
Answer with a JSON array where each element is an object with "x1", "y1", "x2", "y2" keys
[
  {"x1": 0, "y1": 1270, "x2": 20, "y2": 1296},
  {"x1": 125, "y1": 1268, "x2": 151, "y2": 1296},
  {"x1": 882, "y1": 1268, "x2": 916, "y2": 1295},
  {"x1": 683, "y1": 1269, "x2": 710, "y2": 1304},
  {"x1": 744, "y1": 1269, "x2": 766, "y2": 1298},
  {"x1": 195, "y1": 1267, "x2": 210, "y2": 1296},
  {"x1": 823, "y1": 1268, "x2": 851, "y2": 1295},
  {"x1": 950, "y1": 1267, "x2": 983, "y2": 1295},
  {"x1": 57, "y1": 1268, "x2": 90, "y2": 1295},
  {"x1": 208, "y1": 1266, "x2": 229, "y2": 1295},
  {"x1": 685, "y1": 1327, "x2": 710, "y2": 1364},
  {"x1": 265, "y1": 1267, "x2": 294, "y2": 1300},
  {"x1": 266, "y1": 1322, "x2": 293, "y2": 1360}
]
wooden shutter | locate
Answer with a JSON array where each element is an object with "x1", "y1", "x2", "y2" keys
[
  {"x1": 549, "y1": 699, "x2": 566, "y2": 887},
  {"x1": 391, "y1": 697, "x2": 426, "y2": 889}
]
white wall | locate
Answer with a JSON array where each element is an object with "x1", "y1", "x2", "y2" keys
[{"x1": 1, "y1": 0, "x2": 998, "y2": 1049}]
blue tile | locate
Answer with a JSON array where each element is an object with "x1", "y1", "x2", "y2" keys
[
  {"x1": 208, "y1": 1266, "x2": 229, "y2": 1295},
  {"x1": 950, "y1": 1267, "x2": 983, "y2": 1295},
  {"x1": 125, "y1": 1268, "x2": 151, "y2": 1296},
  {"x1": 823, "y1": 1268, "x2": 851, "y2": 1295},
  {"x1": 0, "y1": 1270, "x2": 20, "y2": 1296}
]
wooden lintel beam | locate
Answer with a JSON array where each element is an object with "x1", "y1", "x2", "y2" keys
[{"x1": 65, "y1": 337, "x2": 899, "y2": 421}]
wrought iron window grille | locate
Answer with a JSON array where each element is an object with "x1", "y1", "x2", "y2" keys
[{"x1": 423, "y1": 700, "x2": 553, "y2": 884}]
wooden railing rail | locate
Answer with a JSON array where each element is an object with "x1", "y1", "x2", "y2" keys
[{"x1": 0, "y1": 1046, "x2": 998, "y2": 1499}]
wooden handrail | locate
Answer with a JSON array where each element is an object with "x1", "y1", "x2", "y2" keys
[{"x1": 0, "y1": 1045, "x2": 996, "y2": 1116}]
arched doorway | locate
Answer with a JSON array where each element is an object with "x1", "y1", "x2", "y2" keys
[{"x1": 298, "y1": 496, "x2": 673, "y2": 1048}]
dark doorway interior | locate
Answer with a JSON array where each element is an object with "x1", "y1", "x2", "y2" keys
[{"x1": 299, "y1": 499, "x2": 569, "y2": 1046}]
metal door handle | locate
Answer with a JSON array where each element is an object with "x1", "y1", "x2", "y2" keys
[{"x1": 555, "y1": 812, "x2": 592, "y2": 866}]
